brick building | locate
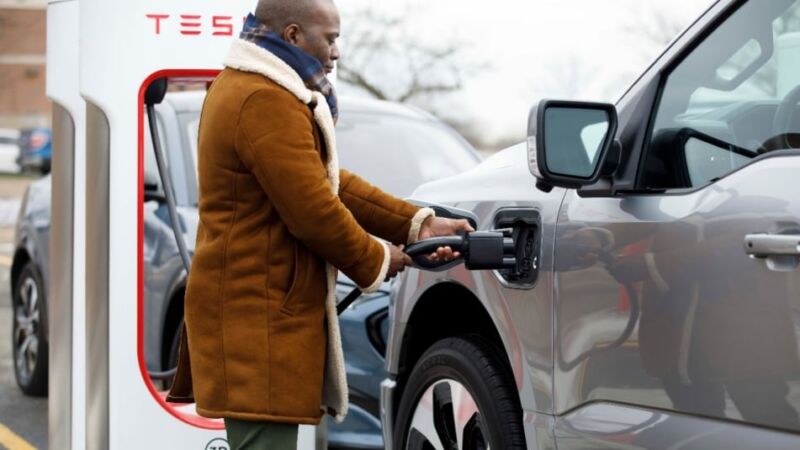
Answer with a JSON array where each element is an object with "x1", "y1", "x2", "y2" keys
[{"x1": 0, "y1": 0, "x2": 48, "y2": 129}]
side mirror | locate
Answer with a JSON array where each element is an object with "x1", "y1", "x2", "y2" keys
[
  {"x1": 144, "y1": 171, "x2": 166, "y2": 203},
  {"x1": 527, "y1": 100, "x2": 618, "y2": 191}
]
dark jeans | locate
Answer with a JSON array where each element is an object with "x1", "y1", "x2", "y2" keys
[{"x1": 224, "y1": 418, "x2": 299, "y2": 450}]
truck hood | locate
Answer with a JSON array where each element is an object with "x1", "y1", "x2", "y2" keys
[{"x1": 410, "y1": 143, "x2": 540, "y2": 204}]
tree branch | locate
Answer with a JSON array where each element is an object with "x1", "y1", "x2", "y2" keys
[{"x1": 338, "y1": 5, "x2": 483, "y2": 106}]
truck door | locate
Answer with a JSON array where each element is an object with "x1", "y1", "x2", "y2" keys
[{"x1": 553, "y1": 0, "x2": 800, "y2": 447}]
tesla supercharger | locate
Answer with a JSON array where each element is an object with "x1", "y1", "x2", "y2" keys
[
  {"x1": 47, "y1": 1, "x2": 85, "y2": 449},
  {"x1": 47, "y1": 1, "x2": 322, "y2": 448}
]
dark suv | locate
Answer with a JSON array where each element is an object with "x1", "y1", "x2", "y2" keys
[{"x1": 384, "y1": 1, "x2": 800, "y2": 449}]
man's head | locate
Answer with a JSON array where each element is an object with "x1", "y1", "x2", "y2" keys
[{"x1": 255, "y1": 0, "x2": 341, "y2": 73}]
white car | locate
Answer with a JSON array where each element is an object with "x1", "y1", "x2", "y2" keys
[{"x1": 0, "y1": 128, "x2": 21, "y2": 174}]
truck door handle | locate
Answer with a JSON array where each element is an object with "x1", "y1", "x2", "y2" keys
[{"x1": 744, "y1": 234, "x2": 800, "y2": 258}]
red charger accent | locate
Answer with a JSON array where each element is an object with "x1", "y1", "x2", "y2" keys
[
  {"x1": 179, "y1": 15, "x2": 202, "y2": 36},
  {"x1": 145, "y1": 14, "x2": 170, "y2": 35},
  {"x1": 212, "y1": 16, "x2": 234, "y2": 36},
  {"x1": 138, "y1": 69, "x2": 222, "y2": 430}
]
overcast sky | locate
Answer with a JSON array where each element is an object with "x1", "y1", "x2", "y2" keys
[
  {"x1": 5, "y1": 0, "x2": 715, "y2": 146},
  {"x1": 337, "y1": 0, "x2": 715, "y2": 146}
]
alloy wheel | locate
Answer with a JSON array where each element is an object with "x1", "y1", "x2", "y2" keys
[
  {"x1": 14, "y1": 276, "x2": 40, "y2": 381},
  {"x1": 406, "y1": 378, "x2": 489, "y2": 450}
]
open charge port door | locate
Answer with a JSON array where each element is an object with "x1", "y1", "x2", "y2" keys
[{"x1": 494, "y1": 208, "x2": 541, "y2": 287}]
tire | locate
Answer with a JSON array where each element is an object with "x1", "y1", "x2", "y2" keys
[
  {"x1": 393, "y1": 336, "x2": 526, "y2": 450},
  {"x1": 12, "y1": 261, "x2": 48, "y2": 396}
]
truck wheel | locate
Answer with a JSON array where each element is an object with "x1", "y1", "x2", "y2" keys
[
  {"x1": 12, "y1": 261, "x2": 48, "y2": 396},
  {"x1": 393, "y1": 336, "x2": 525, "y2": 449}
]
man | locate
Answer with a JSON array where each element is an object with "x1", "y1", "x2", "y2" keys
[{"x1": 166, "y1": 0, "x2": 473, "y2": 448}]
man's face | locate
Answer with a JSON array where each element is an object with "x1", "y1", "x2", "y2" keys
[{"x1": 289, "y1": 0, "x2": 341, "y2": 74}]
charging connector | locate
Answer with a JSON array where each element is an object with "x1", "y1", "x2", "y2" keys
[{"x1": 404, "y1": 230, "x2": 518, "y2": 271}]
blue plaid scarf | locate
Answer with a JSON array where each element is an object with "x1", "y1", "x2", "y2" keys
[{"x1": 240, "y1": 13, "x2": 338, "y2": 121}]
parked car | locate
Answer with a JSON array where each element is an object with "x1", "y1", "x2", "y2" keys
[
  {"x1": 12, "y1": 91, "x2": 480, "y2": 448},
  {"x1": 0, "y1": 128, "x2": 22, "y2": 174},
  {"x1": 383, "y1": 1, "x2": 800, "y2": 449},
  {"x1": 11, "y1": 174, "x2": 50, "y2": 395},
  {"x1": 17, "y1": 127, "x2": 52, "y2": 174}
]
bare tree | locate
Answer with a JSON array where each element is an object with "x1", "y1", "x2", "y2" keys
[
  {"x1": 532, "y1": 54, "x2": 600, "y2": 101},
  {"x1": 337, "y1": 5, "x2": 485, "y2": 106},
  {"x1": 623, "y1": 6, "x2": 686, "y2": 57}
]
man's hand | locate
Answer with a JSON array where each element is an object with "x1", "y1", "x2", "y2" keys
[
  {"x1": 418, "y1": 216, "x2": 476, "y2": 261},
  {"x1": 386, "y1": 244, "x2": 413, "y2": 280}
]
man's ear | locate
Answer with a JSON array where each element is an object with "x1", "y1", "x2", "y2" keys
[{"x1": 282, "y1": 24, "x2": 302, "y2": 45}]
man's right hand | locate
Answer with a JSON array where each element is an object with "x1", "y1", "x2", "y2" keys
[{"x1": 386, "y1": 244, "x2": 413, "y2": 280}]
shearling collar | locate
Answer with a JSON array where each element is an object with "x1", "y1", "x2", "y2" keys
[
  {"x1": 223, "y1": 37, "x2": 351, "y2": 422},
  {"x1": 224, "y1": 38, "x2": 340, "y2": 195}
]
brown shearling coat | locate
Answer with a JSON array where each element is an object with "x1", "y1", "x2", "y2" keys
[{"x1": 166, "y1": 39, "x2": 434, "y2": 424}]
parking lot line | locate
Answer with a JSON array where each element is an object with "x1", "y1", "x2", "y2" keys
[{"x1": 0, "y1": 423, "x2": 36, "y2": 450}]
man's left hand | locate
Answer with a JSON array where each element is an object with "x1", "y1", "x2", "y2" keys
[{"x1": 418, "y1": 216, "x2": 475, "y2": 261}]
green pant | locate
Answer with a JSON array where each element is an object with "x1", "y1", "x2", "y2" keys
[{"x1": 224, "y1": 418, "x2": 299, "y2": 450}]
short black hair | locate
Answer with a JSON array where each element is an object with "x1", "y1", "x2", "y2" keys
[{"x1": 254, "y1": 0, "x2": 319, "y2": 32}]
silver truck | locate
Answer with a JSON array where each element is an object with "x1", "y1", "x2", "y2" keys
[{"x1": 383, "y1": 0, "x2": 800, "y2": 448}]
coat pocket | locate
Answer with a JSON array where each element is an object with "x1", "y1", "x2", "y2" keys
[{"x1": 280, "y1": 242, "x2": 308, "y2": 316}]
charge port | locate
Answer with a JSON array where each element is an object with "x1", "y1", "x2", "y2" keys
[{"x1": 494, "y1": 209, "x2": 541, "y2": 287}]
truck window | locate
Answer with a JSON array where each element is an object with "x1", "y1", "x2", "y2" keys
[{"x1": 640, "y1": 0, "x2": 800, "y2": 190}]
